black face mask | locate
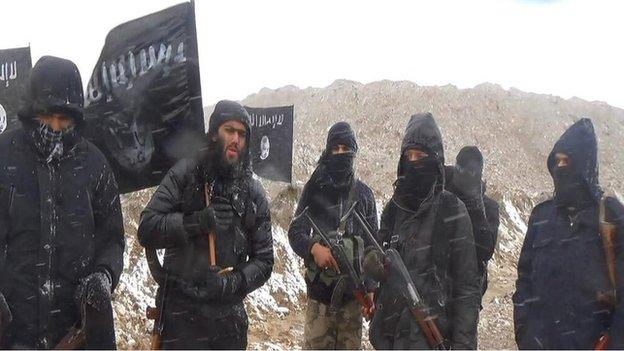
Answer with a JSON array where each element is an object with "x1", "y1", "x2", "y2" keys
[
  {"x1": 395, "y1": 156, "x2": 438, "y2": 209},
  {"x1": 324, "y1": 152, "x2": 355, "y2": 189},
  {"x1": 553, "y1": 166, "x2": 592, "y2": 210}
]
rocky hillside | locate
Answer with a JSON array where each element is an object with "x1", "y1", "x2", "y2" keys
[{"x1": 111, "y1": 80, "x2": 624, "y2": 350}]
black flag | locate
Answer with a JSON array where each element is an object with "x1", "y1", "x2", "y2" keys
[
  {"x1": 0, "y1": 47, "x2": 32, "y2": 135},
  {"x1": 245, "y1": 105, "x2": 294, "y2": 183},
  {"x1": 84, "y1": 2, "x2": 204, "y2": 193}
]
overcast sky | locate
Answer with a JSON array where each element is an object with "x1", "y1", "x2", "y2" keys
[{"x1": 1, "y1": 0, "x2": 622, "y2": 108}]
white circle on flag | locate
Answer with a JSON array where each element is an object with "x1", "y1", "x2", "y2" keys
[
  {"x1": 260, "y1": 135, "x2": 270, "y2": 160},
  {"x1": 0, "y1": 104, "x2": 7, "y2": 135}
]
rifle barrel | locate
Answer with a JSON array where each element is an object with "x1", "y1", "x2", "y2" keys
[{"x1": 353, "y1": 210, "x2": 384, "y2": 252}]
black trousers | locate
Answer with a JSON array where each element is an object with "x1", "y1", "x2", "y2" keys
[
  {"x1": 0, "y1": 298, "x2": 116, "y2": 350},
  {"x1": 159, "y1": 298, "x2": 248, "y2": 350},
  {"x1": 84, "y1": 301, "x2": 117, "y2": 350}
]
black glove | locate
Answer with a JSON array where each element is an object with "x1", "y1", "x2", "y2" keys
[
  {"x1": 212, "y1": 196, "x2": 234, "y2": 229},
  {"x1": 363, "y1": 248, "x2": 386, "y2": 282},
  {"x1": 452, "y1": 165, "x2": 482, "y2": 198},
  {"x1": 452, "y1": 167, "x2": 484, "y2": 213},
  {"x1": 180, "y1": 270, "x2": 244, "y2": 301},
  {"x1": 75, "y1": 270, "x2": 112, "y2": 312},
  {"x1": 0, "y1": 291, "x2": 12, "y2": 331},
  {"x1": 183, "y1": 206, "x2": 216, "y2": 238},
  {"x1": 183, "y1": 196, "x2": 234, "y2": 239},
  {"x1": 198, "y1": 207, "x2": 216, "y2": 232}
]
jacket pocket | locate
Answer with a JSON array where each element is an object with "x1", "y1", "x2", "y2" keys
[
  {"x1": 532, "y1": 236, "x2": 553, "y2": 249},
  {"x1": 530, "y1": 236, "x2": 557, "y2": 287}
]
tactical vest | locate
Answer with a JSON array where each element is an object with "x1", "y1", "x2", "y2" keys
[{"x1": 304, "y1": 184, "x2": 365, "y2": 307}]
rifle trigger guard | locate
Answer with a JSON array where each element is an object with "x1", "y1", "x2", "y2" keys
[{"x1": 389, "y1": 235, "x2": 399, "y2": 248}]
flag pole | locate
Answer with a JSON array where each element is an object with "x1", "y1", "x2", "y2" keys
[{"x1": 188, "y1": 0, "x2": 205, "y2": 132}]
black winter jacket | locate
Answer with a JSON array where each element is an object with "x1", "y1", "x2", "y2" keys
[
  {"x1": 288, "y1": 174, "x2": 378, "y2": 304},
  {"x1": 137, "y1": 157, "x2": 274, "y2": 306},
  {"x1": 513, "y1": 118, "x2": 624, "y2": 349},
  {"x1": 369, "y1": 113, "x2": 480, "y2": 350},
  {"x1": 0, "y1": 128, "x2": 125, "y2": 349}
]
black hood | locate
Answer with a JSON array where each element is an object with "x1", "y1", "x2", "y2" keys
[
  {"x1": 318, "y1": 121, "x2": 358, "y2": 163},
  {"x1": 18, "y1": 56, "x2": 84, "y2": 127},
  {"x1": 397, "y1": 112, "x2": 445, "y2": 191},
  {"x1": 325, "y1": 121, "x2": 358, "y2": 153},
  {"x1": 547, "y1": 118, "x2": 602, "y2": 203},
  {"x1": 310, "y1": 121, "x2": 358, "y2": 191},
  {"x1": 207, "y1": 100, "x2": 253, "y2": 174}
]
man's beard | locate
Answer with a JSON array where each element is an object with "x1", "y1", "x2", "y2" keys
[{"x1": 213, "y1": 136, "x2": 247, "y2": 178}]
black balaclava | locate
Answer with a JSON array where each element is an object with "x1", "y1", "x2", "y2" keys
[
  {"x1": 17, "y1": 56, "x2": 84, "y2": 163},
  {"x1": 395, "y1": 147, "x2": 438, "y2": 210},
  {"x1": 206, "y1": 100, "x2": 252, "y2": 180},
  {"x1": 393, "y1": 113, "x2": 445, "y2": 211},
  {"x1": 317, "y1": 121, "x2": 358, "y2": 190},
  {"x1": 552, "y1": 166, "x2": 593, "y2": 210},
  {"x1": 547, "y1": 118, "x2": 601, "y2": 212}
]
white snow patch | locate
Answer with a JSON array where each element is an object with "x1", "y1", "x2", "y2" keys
[
  {"x1": 251, "y1": 341, "x2": 289, "y2": 350},
  {"x1": 247, "y1": 225, "x2": 306, "y2": 316},
  {"x1": 503, "y1": 198, "x2": 527, "y2": 234}
]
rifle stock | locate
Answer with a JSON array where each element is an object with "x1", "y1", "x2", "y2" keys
[
  {"x1": 53, "y1": 325, "x2": 86, "y2": 350},
  {"x1": 53, "y1": 299, "x2": 87, "y2": 349},
  {"x1": 595, "y1": 333, "x2": 610, "y2": 351}
]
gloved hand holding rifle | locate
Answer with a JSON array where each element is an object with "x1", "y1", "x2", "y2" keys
[
  {"x1": 293, "y1": 204, "x2": 374, "y2": 318},
  {"x1": 354, "y1": 209, "x2": 449, "y2": 351}
]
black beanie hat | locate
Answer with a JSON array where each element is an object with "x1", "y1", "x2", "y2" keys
[{"x1": 208, "y1": 100, "x2": 251, "y2": 135}]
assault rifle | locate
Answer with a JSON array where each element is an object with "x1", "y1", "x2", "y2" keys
[
  {"x1": 294, "y1": 205, "x2": 374, "y2": 313},
  {"x1": 352, "y1": 209, "x2": 449, "y2": 350}
]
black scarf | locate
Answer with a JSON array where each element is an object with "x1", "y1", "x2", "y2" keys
[
  {"x1": 553, "y1": 167, "x2": 594, "y2": 211},
  {"x1": 31, "y1": 122, "x2": 77, "y2": 164},
  {"x1": 322, "y1": 152, "x2": 355, "y2": 190}
]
